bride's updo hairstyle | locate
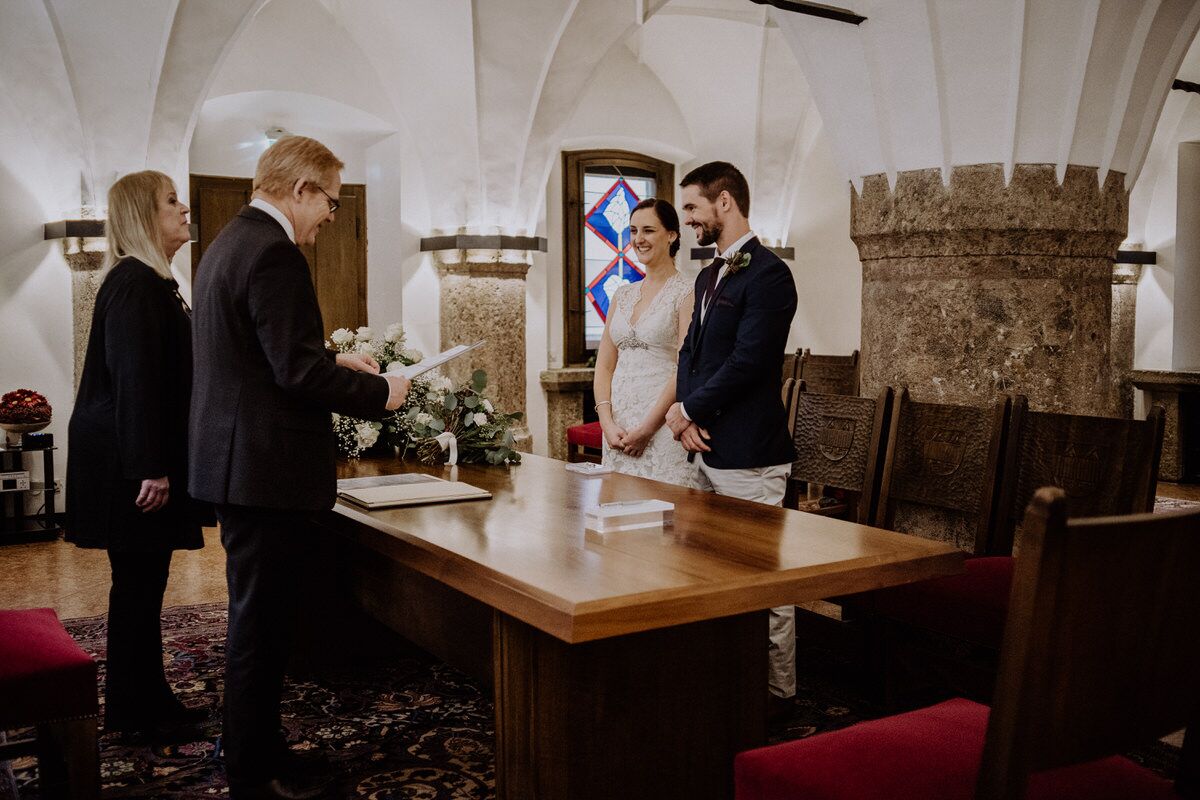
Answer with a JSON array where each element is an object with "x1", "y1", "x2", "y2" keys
[{"x1": 631, "y1": 197, "x2": 681, "y2": 258}]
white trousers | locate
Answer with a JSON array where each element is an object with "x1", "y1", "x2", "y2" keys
[{"x1": 697, "y1": 455, "x2": 796, "y2": 698}]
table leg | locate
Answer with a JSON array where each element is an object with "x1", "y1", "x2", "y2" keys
[{"x1": 493, "y1": 610, "x2": 767, "y2": 800}]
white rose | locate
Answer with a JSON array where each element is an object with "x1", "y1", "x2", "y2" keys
[
  {"x1": 384, "y1": 322, "x2": 405, "y2": 343},
  {"x1": 355, "y1": 326, "x2": 373, "y2": 342},
  {"x1": 472, "y1": 412, "x2": 488, "y2": 428},
  {"x1": 356, "y1": 341, "x2": 373, "y2": 355},
  {"x1": 415, "y1": 412, "x2": 433, "y2": 426},
  {"x1": 385, "y1": 361, "x2": 404, "y2": 374},
  {"x1": 433, "y1": 375, "x2": 453, "y2": 393},
  {"x1": 330, "y1": 328, "x2": 354, "y2": 346},
  {"x1": 355, "y1": 422, "x2": 379, "y2": 448},
  {"x1": 482, "y1": 400, "x2": 494, "y2": 413},
  {"x1": 401, "y1": 348, "x2": 423, "y2": 363},
  {"x1": 331, "y1": 413, "x2": 340, "y2": 423}
]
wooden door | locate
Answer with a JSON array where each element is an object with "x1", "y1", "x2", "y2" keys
[{"x1": 190, "y1": 175, "x2": 367, "y2": 334}]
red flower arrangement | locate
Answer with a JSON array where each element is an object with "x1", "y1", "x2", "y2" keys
[{"x1": 0, "y1": 389, "x2": 52, "y2": 424}]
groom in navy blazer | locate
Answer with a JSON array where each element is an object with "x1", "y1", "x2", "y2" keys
[{"x1": 668, "y1": 161, "x2": 799, "y2": 708}]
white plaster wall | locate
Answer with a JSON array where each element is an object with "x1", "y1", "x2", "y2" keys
[
  {"x1": 1128, "y1": 93, "x2": 1200, "y2": 372},
  {"x1": 0, "y1": 88, "x2": 78, "y2": 493},
  {"x1": 785, "y1": 120, "x2": 862, "y2": 355}
]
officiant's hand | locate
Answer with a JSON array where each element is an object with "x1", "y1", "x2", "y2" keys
[
  {"x1": 679, "y1": 423, "x2": 712, "y2": 453},
  {"x1": 384, "y1": 374, "x2": 410, "y2": 410},
  {"x1": 336, "y1": 352, "x2": 380, "y2": 374},
  {"x1": 620, "y1": 425, "x2": 653, "y2": 458},
  {"x1": 666, "y1": 402, "x2": 689, "y2": 437}
]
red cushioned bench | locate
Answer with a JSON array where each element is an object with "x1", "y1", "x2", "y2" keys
[{"x1": 0, "y1": 608, "x2": 99, "y2": 799}]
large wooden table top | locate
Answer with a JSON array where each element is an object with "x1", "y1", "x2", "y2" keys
[{"x1": 332, "y1": 454, "x2": 962, "y2": 643}]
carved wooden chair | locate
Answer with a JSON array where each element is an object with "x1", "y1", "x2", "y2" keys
[
  {"x1": 868, "y1": 400, "x2": 1166, "y2": 701},
  {"x1": 785, "y1": 386, "x2": 894, "y2": 523},
  {"x1": 781, "y1": 349, "x2": 802, "y2": 384},
  {"x1": 873, "y1": 390, "x2": 1011, "y2": 554},
  {"x1": 797, "y1": 348, "x2": 860, "y2": 396},
  {"x1": 736, "y1": 487, "x2": 1200, "y2": 800}
]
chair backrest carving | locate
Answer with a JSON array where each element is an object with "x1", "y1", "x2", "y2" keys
[
  {"x1": 876, "y1": 390, "x2": 1010, "y2": 553},
  {"x1": 977, "y1": 488, "x2": 1200, "y2": 799},
  {"x1": 790, "y1": 387, "x2": 894, "y2": 523},
  {"x1": 988, "y1": 397, "x2": 1166, "y2": 556},
  {"x1": 797, "y1": 349, "x2": 860, "y2": 396}
]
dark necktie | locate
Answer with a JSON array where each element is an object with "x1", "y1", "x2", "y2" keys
[{"x1": 702, "y1": 256, "x2": 726, "y2": 309}]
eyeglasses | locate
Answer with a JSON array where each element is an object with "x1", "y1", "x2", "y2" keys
[{"x1": 314, "y1": 185, "x2": 340, "y2": 213}]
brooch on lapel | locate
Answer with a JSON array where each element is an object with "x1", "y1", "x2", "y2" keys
[{"x1": 726, "y1": 251, "x2": 752, "y2": 275}]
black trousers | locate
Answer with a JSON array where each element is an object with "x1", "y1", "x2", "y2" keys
[
  {"x1": 104, "y1": 549, "x2": 176, "y2": 727},
  {"x1": 217, "y1": 504, "x2": 318, "y2": 788}
]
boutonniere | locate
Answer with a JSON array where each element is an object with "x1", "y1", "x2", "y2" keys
[{"x1": 726, "y1": 251, "x2": 752, "y2": 275}]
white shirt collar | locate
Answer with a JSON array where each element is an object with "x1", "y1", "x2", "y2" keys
[
  {"x1": 249, "y1": 197, "x2": 295, "y2": 244},
  {"x1": 718, "y1": 230, "x2": 756, "y2": 261}
]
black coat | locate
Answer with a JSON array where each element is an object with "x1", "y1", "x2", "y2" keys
[
  {"x1": 66, "y1": 258, "x2": 205, "y2": 551},
  {"x1": 188, "y1": 205, "x2": 389, "y2": 511},
  {"x1": 677, "y1": 237, "x2": 798, "y2": 470}
]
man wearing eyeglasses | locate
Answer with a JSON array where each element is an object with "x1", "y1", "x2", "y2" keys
[{"x1": 189, "y1": 135, "x2": 408, "y2": 800}]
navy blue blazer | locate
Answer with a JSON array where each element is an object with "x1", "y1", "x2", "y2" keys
[
  {"x1": 676, "y1": 237, "x2": 798, "y2": 470},
  {"x1": 188, "y1": 206, "x2": 388, "y2": 511}
]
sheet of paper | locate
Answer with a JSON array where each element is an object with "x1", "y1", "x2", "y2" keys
[{"x1": 385, "y1": 341, "x2": 485, "y2": 380}]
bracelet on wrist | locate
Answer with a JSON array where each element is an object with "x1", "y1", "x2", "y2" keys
[{"x1": 595, "y1": 400, "x2": 612, "y2": 411}]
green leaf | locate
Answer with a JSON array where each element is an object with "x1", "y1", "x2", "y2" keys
[
  {"x1": 430, "y1": 419, "x2": 445, "y2": 432},
  {"x1": 464, "y1": 395, "x2": 480, "y2": 409},
  {"x1": 472, "y1": 369, "x2": 488, "y2": 392},
  {"x1": 444, "y1": 394, "x2": 458, "y2": 411}
]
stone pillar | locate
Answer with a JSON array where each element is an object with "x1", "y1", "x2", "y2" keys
[
  {"x1": 540, "y1": 368, "x2": 594, "y2": 461},
  {"x1": 852, "y1": 164, "x2": 1126, "y2": 415},
  {"x1": 63, "y1": 241, "x2": 107, "y2": 391},
  {"x1": 1131, "y1": 370, "x2": 1200, "y2": 483},
  {"x1": 435, "y1": 252, "x2": 531, "y2": 450},
  {"x1": 1110, "y1": 261, "x2": 1142, "y2": 419}
]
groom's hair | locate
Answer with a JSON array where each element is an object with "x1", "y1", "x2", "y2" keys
[{"x1": 680, "y1": 161, "x2": 750, "y2": 218}]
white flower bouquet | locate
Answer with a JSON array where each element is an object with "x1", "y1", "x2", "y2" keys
[
  {"x1": 388, "y1": 368, "x2": 522, "y2": 466},
  {"x1": 327, "y1": 322, "x2": 521, "y2": 465},
  {"x1": 326, "y1": 324, "x2": 422, "y2": 458}
]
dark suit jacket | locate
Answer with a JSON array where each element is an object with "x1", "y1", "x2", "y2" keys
[
  {"x1": 676, "y1": 237, "x2": 798, "y2": 470},
  {"x1": 188, "y1": 206, "x2": 388, "y2": 511},
  {"x1": 66, "y1": 258, "x2": 205, "y2": 551}
]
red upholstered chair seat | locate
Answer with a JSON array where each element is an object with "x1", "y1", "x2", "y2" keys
[
  {"x1": 735, "y1": 698, "x2": 1179, "y2": 800},
  {"x1": 868, "y1": 556, "x2": 1015, "y2": 648},
  {"x1": 0, "y1": 608, "x2": 98, "y2": 729},
  {"x1": 567, "y1": 421, "x2": 603, "y2": 450}
]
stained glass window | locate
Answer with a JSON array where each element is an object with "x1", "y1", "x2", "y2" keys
[
  {"x1": 563, "y1": 150, "x2": 672, "y2": 366},
  {"x1": 582, "y1": 172, "x2": 656, "y2": 349}
]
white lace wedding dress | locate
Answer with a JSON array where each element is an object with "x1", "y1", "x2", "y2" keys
[{"x1": 603, "y1": 272, "x2": 702, "y2": 488}]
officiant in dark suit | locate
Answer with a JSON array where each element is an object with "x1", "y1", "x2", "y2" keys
[
  {"x1": 189, "y1": 135, "x2": 409, "y2": 800},
  {"x1": 667, "y1": 161, "x2": 799, "y2": 717}
]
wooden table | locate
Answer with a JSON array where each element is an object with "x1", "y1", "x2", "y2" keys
[{"x1": 323, "y1": 454, "x2": 962, "y2": 800}]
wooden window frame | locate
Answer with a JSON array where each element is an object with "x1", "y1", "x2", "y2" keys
[{"x1": 562, "y1": 149, "x2": 674, "y2": 366}]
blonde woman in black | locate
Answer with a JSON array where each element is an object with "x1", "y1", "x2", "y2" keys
[{"x1": 66, "y1": 170, "x2": 208, "y2": 740}]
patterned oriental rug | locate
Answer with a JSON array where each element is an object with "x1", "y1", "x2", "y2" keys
[{"x1": 12, "y1": 497, "x2": 1194, "y2": 798}]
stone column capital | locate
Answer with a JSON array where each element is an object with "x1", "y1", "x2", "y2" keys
[{"x1": 851, "y1": 164, "x2": 1127, "y2": 261}]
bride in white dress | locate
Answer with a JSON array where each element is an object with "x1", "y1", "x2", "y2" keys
[{"x1": 593, "y1": 198, "x2": 700, "y2": 488}]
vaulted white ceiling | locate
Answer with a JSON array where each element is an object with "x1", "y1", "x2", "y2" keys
[{"x1": 772, "y1": 0, "x2": 1200, "y2": 190}]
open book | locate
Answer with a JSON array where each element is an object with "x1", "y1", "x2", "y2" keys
[
  {"x1": 385, "y1": 341, "x2": 485, "y2": 380},
  {"x1": 337, "y1": 474, "x2": 491, "y2": 509}
]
